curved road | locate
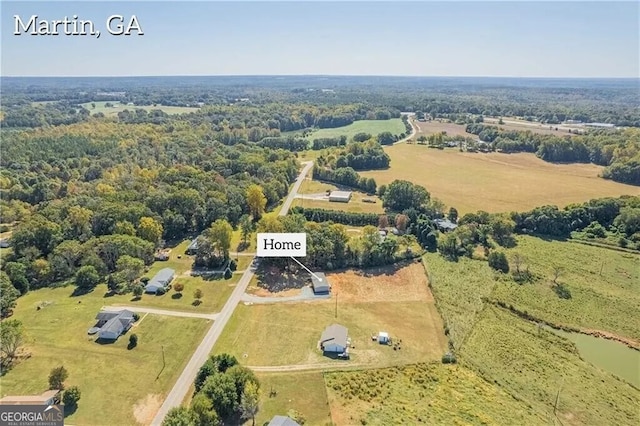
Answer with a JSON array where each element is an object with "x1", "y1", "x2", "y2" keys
[
  {"x1": 151, "y1": 161, "x2": 314, "y2": 426},
  {"x1": 393, "y1": 113, "x2": 418, "y2": 145}
]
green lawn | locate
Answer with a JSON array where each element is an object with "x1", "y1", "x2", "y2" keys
[
  {"x1": 213, "y1": 301, "x2": 447, "y2": 367},
  {"x1": 462, "y1": 307, "x2": 640, "y2": 426},
  {"x1": 253, "y1": 372, "x2": 333, "y2": 426},
  {"x1": 325, "y1": 363, "x2": 548, "y2": 426},
  {"x1": 302, "y1": 119, "x2": 405, "y2": 141},
  {"x1": 81, "y1": 101, "x2": 200, "y2": 117},
  {"x1": 493, "y1": 236, "x2": 640, "y2": 341},
  {"x1": 1, "y1": 287, "x2": 210, "y2": 425}
]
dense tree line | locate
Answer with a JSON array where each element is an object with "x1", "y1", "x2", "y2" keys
[
  {"x1": 311, "y1": 165, "x2": 376, "y2": 194},
  {"x1": 256, "y1": 136, "x2": 309, "y2": 151},
  {"x1": 311, "y1": 136, "x2": 347, "y2": 150},
  {"x1": 330, "y1": 140, "x2": 390, "y2": 170},
  {"x1": 291, "y1": 207, "x2": 393, "y2": 227}
]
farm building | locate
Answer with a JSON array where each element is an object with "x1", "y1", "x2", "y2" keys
[
  {"x1": 433, "y1": 218, "x2": 458, "y2": 232},
  {"x1": 0, "y1": 390, "x2": 60, "y2": 406},
  {"x1": 329, "y1": 191, "x2": 352, "y2": 203},
  {"x1": 268, "y1": 416, "x2": 301, "y2": 426},
  {"x1": 145, "y1": 268, "x2": 175, "y2": 294},
  {"x1": 320, "y1": 323, "x2": 349, "y2": 353},
  {"x1": 378, "y1": 331, "x2": 389, "y2": 344},
  {"x1": 311, "y1": 272, "x2": 330, "y2": 294},
  {"x1": 92, "y1": 309, "x2": 135, "y2": 340}
]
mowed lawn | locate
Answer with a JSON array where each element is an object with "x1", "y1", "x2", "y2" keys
[
  {"x1": 294, "y1": 179, "x2": 384, "y2": 214},
  {"x1": 1, "y1": 288, "x2": 210, "y2": 425},
  {"x1": 81, "y1": 101, "x2": 200, "y2": 116},
  {"x1": 252, "y1": 372, "x2": 333, "y2": 426},
  {"x1": 214, "y1": 263, "x2": 447, "y2": 367},
  {"x1": 303, "y1": 119, "x2": 406, "y2": 140},
  {"x1": 361, "y1": 144, "x2": 640, "y2": 214}
]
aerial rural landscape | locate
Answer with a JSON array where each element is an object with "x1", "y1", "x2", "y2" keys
[{"x1": 1, "y1": 1, "x2": 639, "y2": 426}]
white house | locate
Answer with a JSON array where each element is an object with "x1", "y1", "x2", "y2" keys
[
  {"x1": 320, "y1": 324, "x2": 349, "y2": 353},
  {"x1": 145, "y1": 268, "x2": 175, "y2": 294},
  {"x1": 94, "y1": 309, "x2": 135, "y2": 340}
]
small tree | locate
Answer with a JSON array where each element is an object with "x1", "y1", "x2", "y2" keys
[
  {"x1": 240, "y1": 381, "x2": 260, "y2": 426},
  {"x1": 0, "y1": 319, "x2": 24, "y2": 369},
  {"x1": 173, "y1": 283, "x2": 184, "y2": 295},
  {"x1": 62, "y1": 386, "x2": 81, "y2": 410},
  {"x1": 488, "y1": 251, "x2": 509, "y2": 273},
  {"x1": 75, "y1": 265, "x2": 100, "y2": 291},
  {"x1": 132, "y1": 284, "x2": 144, "y2": 299},
  {"x1": 378, "y1": 215, "x2": 389, "y2": 229},
  {"x1": 128, "y1": 334, "x2": 138, "y2": 349},
  {"x1": 49, "y1": 366, "x2": 68, "y2": 390},
  {"x1": 193, "y1": 288, "x2": 203, "y2": 306},
  {"x1": 224, "y1": 268, "x2": 232, "y2": 279}
]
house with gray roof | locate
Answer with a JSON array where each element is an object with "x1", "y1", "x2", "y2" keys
[
  {"x1": 320, "y1": 323, "x2": 349, "y2": 353},
  {"x1": 145, "y1": 268, "x2": 175, "y2": 294},
  {"x1": 185, "y1": 237, "x2": 201, "y2": 255},
  {"x1": 311, "y1": 272, "x2": 330, "y2": 294},
  {"x1": 268, "y1": 416, "x2": 301, "y2": 426},
  {"x1": 93, "y1": 309, "x2": 135, "y2": 340},
  {"x1": 433, "y1": 218, "x2": 458, "y2": 232}
]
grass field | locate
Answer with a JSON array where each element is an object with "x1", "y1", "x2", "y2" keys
[
  {"x1": 214, "y1": 263, "x2": 447, "y2": 367},
  {"x1": 296, "y1": 177, "x2": 383, "y2": 214},
  {"x1": 462, "y1": 307, "x2": 640, "y2": 426},
  {"x1": 325, "y1": 363, "x2": 548, "y2": 426},
  {"x1": 360, "y1": 144, "x2": 640, "y2": 214},
  {"x1": 81, "y1": 101, "x2": 199, "y2": 117},
  {"x1": 253, "y1": 372, "x2": 333, "y2": 426},
  {"x1": 492, "y1": 236, "x2": 640, "y2": 342},
  {"x1": 0, "y1": 287, "x2": 210, "y2": 425},
  {"x1": 302, "y1": 119, "x2": 405, "y2": 141}
]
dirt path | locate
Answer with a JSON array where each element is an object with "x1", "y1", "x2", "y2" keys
[
  {"x1": 248, "y1": 362, "x2": 366, "y2": 372},
  {"x1": 102, "y1": 305, "x2": 218, "y2": 320}
]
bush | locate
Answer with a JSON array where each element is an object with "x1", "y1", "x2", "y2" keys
[
  {"x1": 156, "y1": 287, "x2": 166, "y2": 295},
  {"x1": 132, "y1": 312, "x2": 140, "y2": 321},
  {"x1": 62, "y1": 386, "x2": 81, "y2": 410},
  {"x1": 128, "y1": 334, "x2": 138, "y2": 349},
  {"x1": 48, "y1": 366, "x2": 68, "y2": 390},
  {"x1": 224, "y1": 268, "x2": 232, "y2": 279},
  {"x1": 487, "y1": 251, "x2": 509, "y2": 273},
  {"x1": 229, "y1": 259, "x2": 237, "y2": 271},
  {"x1": 553, "y1": 283, "x2": 572, "y2": 299},
  {"x1": 442, "y1": 352, "x2": 457, "y2": 364},
  {"x1": 173, "y1": 283, "x2": 184, "y2": 293},
  {"x1": 140, "y1": 276, "x2": 150, "y2": 284},
  {"x1": 619, "y1": 238, "x2": 628, "y2": 248}
]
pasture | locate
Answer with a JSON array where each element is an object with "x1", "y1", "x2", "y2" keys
[
  {"x1": 295, "y1": 177, "x2": 383, "y2": 214},
  {"x1": 360, "y1": 144, "x2": 640, "y2": 214},
  {"x1": 462, "y1": 307, "x2": 640, "y2": 426},
  {"x1": 325, "y1": 363, "x2": 547, "y2": 426},
  {"x1": 303, "y1": 119, "x2": 406, "y2": 140},
  {"x1": 492, "y1": 236, "x2": 640, "y2": 342},
  {"x1": 81, "y1": 101, "x2": 199, "y2": 116},
  {"x1": 0, "y1": 287, "x2": 210, "y2": 425},
  {"x1": 214, "y1": 263, "x2": 447, "y2": 367}
]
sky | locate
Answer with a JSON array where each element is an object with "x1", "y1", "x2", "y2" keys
[{"x1": 1, "y1": 1, "x2": 638, "y2": 78}]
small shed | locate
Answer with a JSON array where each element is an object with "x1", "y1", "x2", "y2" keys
[
  {"x1": 311, "y1": 272, "x2": 330, "y2": 294},
  {"x1": 329, "y1": 191, "x2": 352, "y2": 203},
  {"x1": 378, "y1": 332, "x2": 389, "y2": 344},
  {"x1": 145, "y1": 268, "x2": 175, "y2": 294},
  {"x1": 320, "y1": 324, "x2": 349, "y2": 353}
]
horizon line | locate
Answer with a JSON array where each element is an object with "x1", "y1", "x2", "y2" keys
[{"x1": 2, "y1": 74, "x2": 638, "y2": 80}]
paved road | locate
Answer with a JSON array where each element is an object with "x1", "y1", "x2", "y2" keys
[
  {"x1": 102, "y1": 305, "x2": 218, "y2": 320},
  {"x1": 393, "y1": 114, "x2": 418, "y2": 145},
  {"x1": 151, "y1": 160, "x2": 314, "y2": 426}
]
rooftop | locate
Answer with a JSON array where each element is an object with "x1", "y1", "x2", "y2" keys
[
  {"x1": 147, "y1": 268, "x2": 175, "y2": 287},
  {"x1": 329, "y1": 190, "x2": 352, "y2": 197},
  {"x1": 268, "y1": 416, "x2": 301, "y2": 426},
  {"x1": 320, "y1": 323, "x2": 348, "y2": 348},
  {"x1": 311, "y1": 272, "x2": 330, "y2": 292},
  {"x1": 0, "y1": 390, "x2": 60, "y2": 405}
]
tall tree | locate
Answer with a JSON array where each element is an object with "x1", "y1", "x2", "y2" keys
[
  {"x1": 239, "y1": 215, "x2": 255, "y2": 245},
  {"x1": 137, "y1": 217, "x2": 163, "y2": 246},
  {"x1": 162, "y1": 406, "x2": 199, "y2": 426},
  {"x1": 0, "y1": 272, "x2": 19, "y2": 318},
  {"x1": 0, "y1": 319, "x2": 24, "y2": 368},
  {"x1": 246, "y1": 185, "x2": 267, "y2": 220},
  {"x1": 240, "y1": 381, "x2": 260, "y2": 426}
]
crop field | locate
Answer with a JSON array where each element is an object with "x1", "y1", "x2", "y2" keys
[
  {"x1": 81, "y1": 101, "x2": 199, "y2": 116},
  {"x1": 360, "y1": 143, "x2": 640, "y2": 214},
  {"x1": 254, "y1": 372, "x2": 333, "y2": 426},
  {"x1": 462, "y1": 307, "x2": 640, "y2": 426},
  {"x1": 492, "y1": 236, "x2": 640, "y2": 342},
  {"x1": 483, "y1": 117, "x2": 583, "y2": 135},
  {"x1": 325, "y1": 363, "x2": 547, "y2": 426},
  {"x1": 0, "y1": 287, "x2": 210, "y2": 425},
  {"x1": 303, "y1": 119, "x2": 405, "y2": 140},
  {"x1": 214, "y1": 263, "x2": 447, "y2": 367}
]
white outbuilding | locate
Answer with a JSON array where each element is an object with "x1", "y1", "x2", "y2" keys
[{"x1": 378, "y1": 332, "x2": 389, "y2": 344}]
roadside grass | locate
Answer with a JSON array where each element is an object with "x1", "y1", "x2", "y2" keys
[
  {"x1": 301, "y1": 119, "x2": 405, "y2": 141},
  {"x1": 361, "y1": 144, "x2": 640, "y2": 214},
  {"x1": 325, "y1": 363, "x2": 548, "y2": 426},
  {"x1": 299, "y1": 179, "x2": 337, "y2": 194},
  {"x1": 213, "y1": 300, "x2": 447, "y2": 367},
  {"x1": 81, "y1": 101, "x2": 199, "y2": 116},
  {"x1": 493, "y1": 236, "x2": 640, "y2": 342},
  {"x1": 461, "y1": 307, "x2": 640, "y2": 426},
  {"x1": 0, "y1": 287, "x2": 210, "y2": 425},
  {"x1": 422, "y1": 252, "x2": 499, "y2": 350},
  {"x1": 252, "y1": 372, "x2": 333, "y2": 426}
]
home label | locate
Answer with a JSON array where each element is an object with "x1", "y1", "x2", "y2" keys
[{"x1": 257, "y1": 233, "x2": 307, "y2": 257}]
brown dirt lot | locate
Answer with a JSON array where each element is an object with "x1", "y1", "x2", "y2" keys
[
  {"x1": 414, "y1": 120, "x2": 470, "y2": 137},
  {"x1": 327, "y1": 261, "x2": 433, "y2": 303},
  {"x1": 133, "y1": 394, "x2": 162, "y2": 425}
]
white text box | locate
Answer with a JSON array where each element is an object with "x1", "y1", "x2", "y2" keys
[{"x1": 257, "y1": 233, "x2": 307, "y2": 257}]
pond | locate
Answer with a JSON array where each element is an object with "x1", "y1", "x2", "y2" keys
[{"x1": 548, "y1": 327, "x2": 640, "y2": 388}]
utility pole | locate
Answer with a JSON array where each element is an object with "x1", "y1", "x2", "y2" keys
[{"x1": 335, "y1": 292, "x2": 338, "y2": 318}]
